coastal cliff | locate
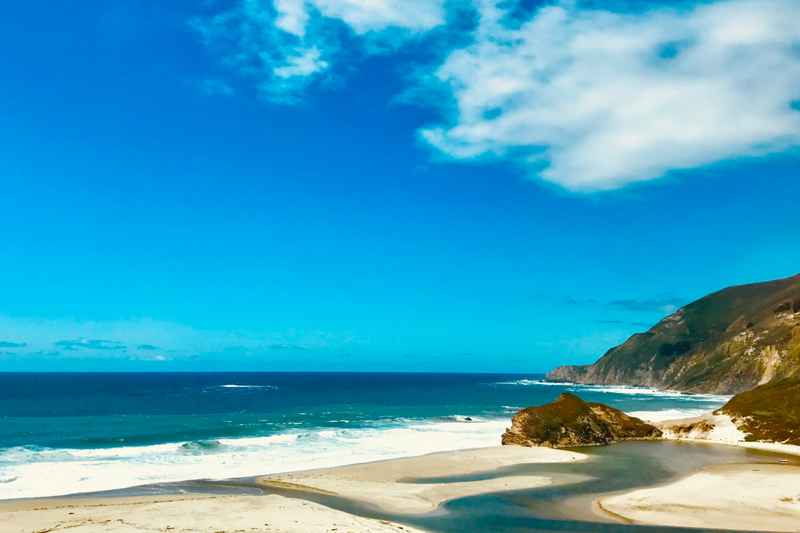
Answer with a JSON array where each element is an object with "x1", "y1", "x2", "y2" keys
[
  {"x1": 547, "y1": 274, "x2": 800, "y2": 394},
  {"x1": 502, "y1": 393, "x2": 661, "y2": 448}
]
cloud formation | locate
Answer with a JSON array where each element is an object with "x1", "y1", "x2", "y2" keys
[
  {"x1": 193, "y1": 0, "x2": 446, "y2": 102},
  {"x1": 567, "y1": 295, "x2": 684, "y2": 314},
  {"x1": 0, "y1": 315, "x2": 356, "y2": 364},
  {"x1": 193, "y1": 0, "x2": 800, "y2": 190},
  {"x1": 596, "y1": 320, "x2": 654, "y2": 328},
  {"x1": 421, "y1": 0, "x2": 800, "y2": 190},
  {"x1": 609, "y1": 297, "x2": 685, "y2": 314},
  {"x1": 0, "y1": 340, "x2": 26, "y2": 349},
  {"x1": 136, "y1": 344, "x2": 159, "y2": 351},
  {"x1": 55, "y1": 339, "x2": 126, "y2": 351}
]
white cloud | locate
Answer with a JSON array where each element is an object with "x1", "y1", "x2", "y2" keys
[
  {"x1": 311, "y1": 0, "x2": 446, "y2": 34},
  {"x1": 273, "y1": 47, "x2": 328, "y2": 78},
  {"x1": 274, "y1": 0, "x2": 309, "y2": 37},
  {"x1": 0, "y1": 315, "x2": 356, "y2": 362},
  {"x1": 193, "y1": 0, "x2": 446, "y2": 102},
  {"x1": 420, "y1": 0, "x2": 800, "y2": 191}
]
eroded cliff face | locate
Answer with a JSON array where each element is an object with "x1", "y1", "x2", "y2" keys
[
  {"x1": 501, "y1": 393, "x2": 661, "y2": 448},
  {"x1": 547, "y1": 274, "x2": 800, "y2": 394}
]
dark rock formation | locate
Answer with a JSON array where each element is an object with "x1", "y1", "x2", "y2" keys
[
  {"x1": 718, "y1": 377, "x2": 800, "y2": 445},
  {"x1": 547, "y1": 273, "x2": 800, "y2": 394},
  {"x1": 501, "y1": 393, "x2": 662, "y2": 448}
]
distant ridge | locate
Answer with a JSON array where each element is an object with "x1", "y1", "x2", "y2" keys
[{"x1": 548, "y1": 274, "x2": 800, "y2": 394}]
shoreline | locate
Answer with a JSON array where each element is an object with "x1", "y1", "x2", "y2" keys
[
  {"x1": 0, "y1": 493, "x2": 423, "y2": 533},
  {"x1": 257, "y1": 445, "x2": 587, "y2": 515},
  {"x1": 0, "y1": 445, "x2": 587, "y2": 533},
  {"x1": 590, "y1": 410, "x2": 800, "y2": 531},
  {"x1": 3, "y1": 440, "x2": 799, "y2": 532},
  {"x1": 3, "y1": 382, "x2": 799, "y2": 532},
  {"x1": 596, "y1": 462, "x2": 800, "y2": 531}
]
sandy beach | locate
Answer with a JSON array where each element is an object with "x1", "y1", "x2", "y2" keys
[
  {"x1": 0, "y1": 493, "x2": 422, "y2": 533},
  {"x1": 3, "y1": 419, "x2": 800, "y2": 532},
  {"x1": 588, "y1": 411, "x2": 800, "y2": 531},
  {"x1": 0, "y1": 446, "x2": 585, "y2": 533},
  {"x1": 259, "y1": 445, "x2": 586, "y2": 514},
  {"x1": 598, "y1": 463, "x2": 800, "y2": 532}
]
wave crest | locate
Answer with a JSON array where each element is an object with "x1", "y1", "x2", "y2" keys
[
  {"x1": 179, "y1": 440, "x2": 223, "y2": 454},
  {"x1": 0, "y1": 417, "x2": 506, "y2": 500},
  {"x1": 219, "y1": 384, "x2": 278, "y2": 390}
]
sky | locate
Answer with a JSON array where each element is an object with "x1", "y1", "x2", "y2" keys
[{"x1": 0, "y1": 0, "x2": 799, "y2": 372}]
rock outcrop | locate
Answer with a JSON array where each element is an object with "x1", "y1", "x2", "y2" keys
[
  {"x1": 718, "y1": 377, "x2": 800, "y2": 445},
  {"x1": 547, "y1": 273, "x2": 800, "y2": 394},
  {"x1": 501, "y1": 393, "x2": 662, "y2": 448}
]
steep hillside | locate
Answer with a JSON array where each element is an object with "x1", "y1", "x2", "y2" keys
[
  {"x1": 719, "y1": 377, "x2": 800, "y2": 444},
  {"x1": 547, "y1": 274, "x2": 800, "y2": 394}
]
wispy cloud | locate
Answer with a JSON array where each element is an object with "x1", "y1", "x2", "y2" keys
[
  {"x1": 566, "y1": 295, "x2": 685, "y2": 314},
  {"x1": 136, "y1": 343, "x2": 159, "y2": 351},
  {"x1": 0, "y1": 315, "x2": 357, "y2": 363},
  {"x1": 268, "y1": 342, "x2": 311, "y2": 351},
  {"x1": 54, "y1": 339, "x2": 126, "y2": 351},
  {"x1": 306, "y1": 0, "x2": 446, "y2": 34},
  {"x1": 191, "y1": 0, "x2": 800, "y2": 190},
  {"x1": 609, "y1": 297, "x2": 685, "y2": 314},
  {"x1": 272, "y1": 47, "x2": 328, "y2": 79},
  {"x1": 596, "y1": 319, "x2": 655, "y2": 328},
  {"x1": 0, "y1": 340, "x2": 26, "y2": 349},
  {"x1": 420, "y1": 0, "x2": 800, "y2": 190},
  {"x1": 191, "y1": 0, "x2": 446, "y2": 102}
]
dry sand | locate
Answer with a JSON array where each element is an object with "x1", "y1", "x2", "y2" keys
[
  {"x1": 598, "y1": 463, "x2": 800, "y2": 532},
  {"x1": 259, "y1": 445, "x2": 587, "y2": 514},
  {"x1": 5, "y1": 426, "x2": 799, "y2": 533},
  {"x1": 0, "y1": 446, "x2": 585, "y2": 533},
  {"x1": 594, "y1": 411, "x2": 800, "y2": 531},
  {"x1": 0, "y1": 493, "x2": 423, "y2": 533}
]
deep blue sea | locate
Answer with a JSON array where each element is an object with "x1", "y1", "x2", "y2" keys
[{"x1": 0, "y1": 372, "x2": 729, "y2": 499}]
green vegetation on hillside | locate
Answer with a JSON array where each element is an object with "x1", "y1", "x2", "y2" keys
[
  {"x1": 502, "y1": 393, "x2": 661, "y2": 448},
  {"x1": 719, "y1": 378, "x2": 800, "y2": 445},
  {"x1": 548, "y1": 274, "x2": 800, "y2": 394}
]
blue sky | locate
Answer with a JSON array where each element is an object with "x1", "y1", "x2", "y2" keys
[{"x1": 1, "y1": 0, "x2": 799, "y2": 372}]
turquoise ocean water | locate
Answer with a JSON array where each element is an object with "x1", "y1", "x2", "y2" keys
[{"x1": 0, "y1": 372, "x2": 729, "y2": 499}]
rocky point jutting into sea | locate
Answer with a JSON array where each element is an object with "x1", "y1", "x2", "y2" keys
[{"x1": 502, "y1": 392, "x2": 661, "y2": 448}]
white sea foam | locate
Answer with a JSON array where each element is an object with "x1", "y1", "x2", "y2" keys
[
  {"x1": 568, "y1": 384, "x2": 730, "y2": 403},
  {"x1": 493, "y1": 379, "x2": 576, "y2": 386},
  {"x1": 219, "y1": 384, "x2": 278, "y2": 390},
  {"x1": 492, "y1": 380, "x2": 731, "y2": 403},
  {"x1": 0, "y1": 417, "x2": 510, "y2": 500}
]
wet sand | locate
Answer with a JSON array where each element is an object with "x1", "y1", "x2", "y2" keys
[
  {"x1": 259, "y1": 445, "x2": 587, "y2": 514},
  {"x1": 599, "y1": 463, "x2": 800, "y2": 532},
  {"x1": 1, "y1": 441, "x2": 798, "y2": 533}
]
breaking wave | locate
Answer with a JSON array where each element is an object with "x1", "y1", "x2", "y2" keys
[
  {"x1": 0, "y1": 417, "x2": 509, "y2": 500},
  {"x1": 219, "y1": 384, "x2": 278, "y2": 390},
  {"x1": 492, "y1": 379, "x2": 730, "y2": 403}
]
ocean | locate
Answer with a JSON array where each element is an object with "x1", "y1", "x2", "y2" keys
[{"x1": 0, "y1": 372, "x2": 730, "y2": 500}]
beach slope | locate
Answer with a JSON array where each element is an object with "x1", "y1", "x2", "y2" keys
[
  {"x1": 0, "y1": 446, "x2": 585, "y2": 533},
  {"x1": 598, "y1": 463, "x2": 800, "y2": 532},
  {"x1": 0, "y1": 493, "x2": 422, "y2": 533},
  {"x1": 259, "y1": 445, "x2": 586, "y2": 514}
]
